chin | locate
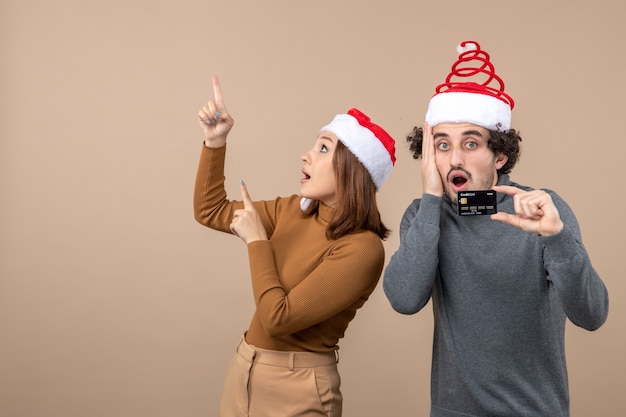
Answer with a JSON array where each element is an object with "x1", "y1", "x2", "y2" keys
[{"x1": 445, "y1": 190, "x2": 458, "y2": 205}]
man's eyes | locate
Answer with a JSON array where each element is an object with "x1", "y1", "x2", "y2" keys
[{"x1": 435, "y1": 140, "x2": 480, "y2": 150}]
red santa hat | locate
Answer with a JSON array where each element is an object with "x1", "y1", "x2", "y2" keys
[
  {"x1": 321, "y1": 108, "x2": 396, "y2": 190},
  {"x1": 300, "y1": 108, "x2": 396, "y2": 211},
  {"x1": 425, "y1": 40, "x2": 515, "y2": 131}
]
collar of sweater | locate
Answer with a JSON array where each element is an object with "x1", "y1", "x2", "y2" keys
[{"x1": 318, "y1": 202, "x2": 334, "y2": 223}]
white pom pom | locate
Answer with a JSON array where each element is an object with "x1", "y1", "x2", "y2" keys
[
  {"x1": 300, "y1": 197, "x2": 313, "y2": 211},
  {"x1": 457, "y1": 41, "x2": 478, "y2": 55}
]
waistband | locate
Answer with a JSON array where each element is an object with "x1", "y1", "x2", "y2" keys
[{"x1": 236, "y1": 335, "x2": 338, "y2": 370}]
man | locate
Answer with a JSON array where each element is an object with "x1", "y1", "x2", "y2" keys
[{"x1": 383, "y1": 40, "x2": 609, "y2": 417}]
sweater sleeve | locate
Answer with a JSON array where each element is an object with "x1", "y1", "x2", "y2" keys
[
  {"x1": 193, "y1": 145, "x2": 241, "y2": 233},
  {"x1": 541, "y1": 191, "x2": 609, "y2": 330},
  {"x1": 193, "y1": 145, "x2": 278, "y2": 235},
  {"x1": 383, "y1": 193, "x2": 442, "y2": 314},
  {"x1": 246, "y1": 233, "x2": 384, "y2": 337}
]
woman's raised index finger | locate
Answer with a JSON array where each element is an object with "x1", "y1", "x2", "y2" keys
[
  {"x1": 240, "y1": 180, "x2": 254, "y2": 209},
  {"x1": 212, "y1": 75, "x2": 225, "y2": 108}
]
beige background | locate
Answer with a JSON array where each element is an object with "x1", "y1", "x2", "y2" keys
[{"x1": 1, "y1": 1, "x2": 624, "y2": 416}]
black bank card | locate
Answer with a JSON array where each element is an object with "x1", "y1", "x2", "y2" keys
[{"x1": 457, "y1": 190, "x2": 497, "y2": 216}]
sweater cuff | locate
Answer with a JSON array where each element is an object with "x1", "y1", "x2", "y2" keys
[
  {"x1": 247, "y1": 240, "x2": 281, "y2": 295},
  {"x1": 540, "y1": 226, "x2": 580, "y2": 263},
  {"x1": 417, "y1": 193, "x2": 443, "y2": 225},
  {"x1": 201, "y1": 142, "x2": 226, "y2": 158}
]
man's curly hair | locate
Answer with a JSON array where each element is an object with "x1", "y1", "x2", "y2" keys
[{"x1": 406, "y1": 126, "x2": 522, "y2": 175}]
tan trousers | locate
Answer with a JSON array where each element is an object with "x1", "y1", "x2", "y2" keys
[{"x1": 218, "y1": 335, "x2": 342, "y2": 417}]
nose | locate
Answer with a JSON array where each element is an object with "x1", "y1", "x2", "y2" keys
[
  {"x1": 450, "y1": 148, "x2": 463, "y2": 167},
  {"x1": 301, "y1": 149, "x2": 311, "y2": 164}
]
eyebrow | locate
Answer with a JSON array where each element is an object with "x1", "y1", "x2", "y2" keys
[
  {"x1": 433, "y1": 130, "x2": 485, "y2": 139},
  {"x1": 318, "y1": 134, "x2": 336, "y2": 143},
  {"x1": 462, "y1": 130, "x2": 485, "y2": 137}
]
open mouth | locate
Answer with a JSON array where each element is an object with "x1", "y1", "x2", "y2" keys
[
  {"x1": 448, "y1": 170, "x2": 469, "y2": 191},
  {"x1": 301, "y1": 170, "x2": 311, "y2": 184},
  {"x1": 452, "y1": 175, "x2": 467, "y2": 186}
]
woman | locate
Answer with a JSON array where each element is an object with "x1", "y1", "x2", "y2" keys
[{"x1": 194, "y1": 76, "x2": 395, "y2": 417}]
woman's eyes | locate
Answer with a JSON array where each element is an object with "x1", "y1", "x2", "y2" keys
[{"x1": 320, "y1": 144, "x2": 328, "y2": 153}]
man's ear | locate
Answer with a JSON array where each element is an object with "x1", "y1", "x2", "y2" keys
[{"x1": 495, "y1": 152, "x2": 508, "y2": 170}]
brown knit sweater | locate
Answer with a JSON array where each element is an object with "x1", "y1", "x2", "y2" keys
[{"x1": 194, "y1": 145, "x2": 384, "y2": 352}]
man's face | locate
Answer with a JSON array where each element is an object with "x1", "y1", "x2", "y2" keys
[{"x1": 432, "y1": 123, "x2": 507, "y2": 204}]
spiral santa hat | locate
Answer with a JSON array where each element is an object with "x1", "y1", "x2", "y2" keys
[{"x1": 425, "y1": 40, "x2": 515, "y2": 131}]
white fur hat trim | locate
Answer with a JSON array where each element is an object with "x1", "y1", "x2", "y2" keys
[
  {"x1": 425, "y1": 91, "x2": 512, "y2": 131},
  {"x1": 320, "y1": 114, "x2": 393, "y2": 190}
]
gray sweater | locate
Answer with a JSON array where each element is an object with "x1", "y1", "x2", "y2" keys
[{"x1": 383, "y1": 174, "x2": 608, "y2": 417}]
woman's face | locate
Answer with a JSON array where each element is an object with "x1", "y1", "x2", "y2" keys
[{"x1": 300, "y1": 132, "x2": 338, "y2": 206}]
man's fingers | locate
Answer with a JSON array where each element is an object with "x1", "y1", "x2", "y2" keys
[
  {"x1": 422, "y1": 122, "x2": 433, "y2": 156},
  {"x1": 423, "y1": 121, "x2": 432, "y2": 136},
  {"x1": 491, "y1": 212, "x2": 515, "y2": 225},
  {"x1": 491, "y1": 185, "x2": 524, "y2": 196},
  {"x1": 491, "y1": 212, "x2": 533, "y2": 232}
]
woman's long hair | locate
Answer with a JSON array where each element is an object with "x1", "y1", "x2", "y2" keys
[{"x1": 303, "y1": 141, "x2": 390, "y2": 240}]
